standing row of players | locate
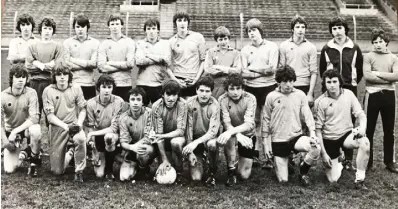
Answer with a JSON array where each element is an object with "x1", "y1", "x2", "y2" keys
[{"x1": 3, "y1": 12, "x2": 398, "y2": 188}]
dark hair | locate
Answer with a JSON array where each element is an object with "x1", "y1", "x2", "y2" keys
[
  {"x1": 328, "y1": 16, "x2": 349, "y2": 36},
  {"x1": 322, "y1": 68, "x2": 344, "y2": 89},
  {"x1": 275, "y1": 65, "x2": 297, "y2": 83},
  {"x1": 128, "y1": 87, "x2": 148, "y2": 106},
  {"x1": 96, "y1": 74, "x2": 116, "y2": 92},
  {"x1": 213, "y1": 26, "x2": 231, "y2": 41},
  {"x1": 73, "y1": 13, "x2": 90, "y2": 30},
  {"x1": 245, "y1": 18, "x2": 264, "y2": 38},
  {"x1": 224, "y1": 73, "x2": 244, "y2": 90},
  {"x1": 196, "y1": 76, "x2": 214, "y2": 91},
  {"x1": 143, "y1": 18, "x2": 160, "y2": 31},
  {"x1": 290, "y1": 16, "x2": 307, "y2": 32},
  {"x1": 51, "y1": 61, "x2": 73, "y2": 84},
  {"x1": 16, "y1": 13, "x2": 35, "y2": 33},
  {"x1": 161, "y1": 80, "x2": 181, "y2": 96},
  {"x1": 173, "y1": 12, "x2": 190, "y2": 27},
  {"x1": 38, "y1": 17, "x2": 56, "y2": 35},
  {"x1": 9, "y1": 64, "x2": 28, "y2": 87},
  {"x1": 107, "y1": 14, "x2": 124, "y2": 26},
  {"x1": 371, "y1": 28, "x2": 390, "y2": 46}
]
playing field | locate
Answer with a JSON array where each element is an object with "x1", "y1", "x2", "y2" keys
[{"x1": 1, "y1": 48, "x2": 398, "y2": 209}]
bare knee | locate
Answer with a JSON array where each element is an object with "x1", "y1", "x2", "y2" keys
[
  {"x1": 207, "y1": 140, "x2": 217, "y2": 152},
  {"x1": 359, "y1": 137, "x2": 370, "y2": 154},
  {"x1": 28, "y1": 124, "x2": 42, "y2": 141},
  {"x1": 171, "y1": 138, "x2": 183, "y2": 151},
  {"x1": 73, "y1": 131, "x2": 86, "y2": 145},
  {"x1": 95, "y1": 168, "x2": 105, "y2": 178}
]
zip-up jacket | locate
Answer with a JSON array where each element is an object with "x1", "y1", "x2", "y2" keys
[{"x1": 319, "y1": 38, "x2": 363, "y2": 87}]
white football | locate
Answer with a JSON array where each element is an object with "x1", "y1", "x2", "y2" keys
[{"x1": 155, "y1": 166, "x2": 177, "y2": 184}]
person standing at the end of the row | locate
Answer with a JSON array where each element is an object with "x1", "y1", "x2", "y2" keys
[{"x1": 363, "y1": 28, "x2": 398, "y2": 173}]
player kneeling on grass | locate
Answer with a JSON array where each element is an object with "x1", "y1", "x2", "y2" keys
[
  {"x1": 86, "y1": 74, "x2": 127, "y2": 180},
  {"x1": 151, "y1": 80, "x2": 188, "y2": 183},
  {"x1": 217, "y1": 74, "x2": 257, "y2": 186},
  {"x1": 314, "y1": 69, "x2": 370, "y2": 189},
  {"x1": 182, "y1": 76, "x2": 220, "y2": 186},
  {"x1": 262, "y1": 66, "x2": 320, "y2": 186},
  {"x1": 118, "y1": 87, "x2": 156, "y2": 181},
  {"x1": 42, "y1": 62, "x2": 87, "y2": 182},
  {"x1": 1, "y1": 64, "x2": 42, "y2": 176}
]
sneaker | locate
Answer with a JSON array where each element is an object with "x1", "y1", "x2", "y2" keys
[
  {"x1": 27, "y1": 163, "x2": 38, "y2": 177},
  {"x1": 386, "y1": 162, "x2": 398, "y2": 173},
  {"x1": 86, "y1": 141, "x2": 94, "y2": 161},
  {"x1": 105, "y1": 173, "x2": 115, "y2": 181},
  {"x1": 354, "y1": 180, "x2": 368, "y2": 190},
  {"x1": 205, "y1": 175, "x2": 216, "y2": 187},
  {"x1": 74, "y1": 172, "x2": 84, "y2": 183},
  {"x1": 299, "y1": 174, "x2": 311, "y2": 187},
  {"x1": 225, "y1": 175, "x2": 237, "y2": 187},
  {"x1": 343, "y1": 160, "x2": 356, "y2": 172}
]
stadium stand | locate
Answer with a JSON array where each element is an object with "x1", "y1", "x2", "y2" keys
[{"x1": 1, "y1": 0, "x2": 397, "y2": 40}]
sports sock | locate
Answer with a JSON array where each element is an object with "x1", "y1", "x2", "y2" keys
[
  {"x1": 300, "y1": 161, "x2": 311, "y2": 175},
  {"x1": 355, "y1": 169, "x2": 366, "y2": 182}
]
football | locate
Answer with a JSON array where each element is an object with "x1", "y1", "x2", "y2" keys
[{"x1": 155, "y1": 166, "x2": 177, "y2": 184}]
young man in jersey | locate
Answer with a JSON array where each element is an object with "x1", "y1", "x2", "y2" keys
[
  {"x1": 7, "y1": 14, "x2": 39, "y2": 65},
  {"x1": 240, "y1": 18, "x2": 279, "y2": 169},
  {"x1": 119, "y1": 87, "x2": 156, "y2": 181},
  {"x1": 183, "y1": 76, "x2": 220, "y2": 186},
  {"x1": 42, "y1": 63, "x2": 87, "y2": 182},
  {"x1": 151, "y1": 80, "x2": 188, "y2": 181},
  {"x1": 64, "y1": 13, "x2": 100, "y2": 100},
  {"x1": 86, "y1": 74, "x2": 127, "y2": 180},
  {"x1": 204, "y1": 26, "x2": 242, "y2": 99},
  {"x1": 262, "y1": 66, "x2": 320, "y2": 186},
  {"x1": 1, "y1": 65, "x2": 42, "y2": 176},
  {"x1": 97, "y1": 14, "x2": 135, "y2": 102},
  {"x1": 363, "y1": 29, "x2": 398, "y2": 173},
  {"x1": 217, "y1": 74, "x2": 257, "y2": 186},
  {"x1": 279, "y1": 16, "x2": 317, "y2": 105},
  {"x1": 26, "y1": 16, "x2": 63, "y2": 117},
  {"x1": 168, "y1": 12, "x2": 206, "y2": 98},
  {"x1": 314, "y1": 69, "x2": 370, "y2": 189},
  {"x1": 319, "y1": 17, "x2": 364, "y2": 171},
  {"x1": 135, "y1": 18, "x2": 171, "y2": 106}
]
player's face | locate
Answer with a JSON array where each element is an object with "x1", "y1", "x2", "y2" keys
[
  {"x1": 217, "y1": 37, "x2": 230, "y2": 49},
  {"x1": 145, "y1": 25, "x2": 159, "y2": 41},
  {"x1": 372, "y1": 37, "x2": 387, "y2": 53},
  {"x1": 163, "y1": 92, "x2": 178, "y2": 108},
  {"x1": 176, "y1": 18, "x2": 188, "y2": 32},
  {"x1": 248, "y1": 28, "x2": 262, "y2": 42},
  {"x1": 99, "y1": 84, "x2": 113, "y2": 98},
  {"x1": 12, "y1": 75, "x2": 27, "y2": 89},
  {"x1": 129, "y1": 94, "x2": 143, "y2": 112},
  {"x1": 196, "y1": 85, "x2": 212, "y2": 104},
  {"x1": 109, "y1": 19, "x2": 123, "y2": 35},
  {"x1": 227, "y1": 85, "x2": 243, "y2": 101},
  {"x1": 20, "y1": 22, "x2": 33, "y2": 36},
  {"x1": 293, "y1": 23, "x2": 306, "y2": 38},
  {"x1": 41, "y1": 25, "x2": 53, "y2": 40},
  {"x1": 55, "y1": 72, "x2": 69, "y2": 87},
  {"x1": 325, "y1": 77, "x2": 340, "y2": 94},
  {"x1": 331, "y1": 25, "x2": 346, "y2": 40},
  {"x1": 279, "y1": 80, "x2": 294, "y2": 94},
  {"x1": 75, "y1": 24, "x2": 88, "y2": 38}
]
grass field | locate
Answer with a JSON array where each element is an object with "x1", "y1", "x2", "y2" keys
[{"x1": 1, "y1": 49, "x2": 398, "y2": 209}]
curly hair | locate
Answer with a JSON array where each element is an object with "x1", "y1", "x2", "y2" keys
[
  {"x1": 275, "y1": 65, "x2": 297, "y2": 83},
  {"x1": 38, "y1": 17, "x2": 56, "y2": 35},
  {"x1": 321, "y1": 68, "x2": 344, "y2": 89},
  {"x1": 371, "y1": 28, "x2": 389, "y2": 46},
  {"x1": 196, "y1": 76, "x2": 214, "y2": 91},
  {"x1": 224, "y1": 73, "x2": 244, "y2": 90}
]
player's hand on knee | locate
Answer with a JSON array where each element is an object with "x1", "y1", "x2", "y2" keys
[
  {"x1": 188, "y1": 153, "x2": 197, "y2": 166},
  {"x1": 264, "y1": 144, "x2": 273, "y2": 160},
  {"x1": 176, "y1": 79, "x2": 187, "y2": 88},
  {"x1": 309, "y1": 136, "x2": 319, "y2": 147},
  {"x1": 236, "y1": 134, "x2": 252, "y2": 149},
  {"x1": 217, "y1": 131, "x2": 232, "y2": 145},
  {"x1": 132, "y1": 143, "x2": 147, "y2": 155},
  {"x1": 182, "y1": 141, "x2": 199, "y2": 156},
  {"x1": 157, "y1": 161, "x2": 171, "y2": 176},
  {"x1": 322, "y1": 152, "x2": 332, "y2": 168},
  {"x1": 353, "y1": 126, "x2": 366, "y2": 138}
]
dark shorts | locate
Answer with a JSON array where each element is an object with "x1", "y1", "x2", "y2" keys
[
  {"x1": 94, "y1": 135, "x2": 106, "y2": 152},
  {"x1": 29, "y1": 79, "x2": 51, "y2": 116},
  {"x1": 137, "y1": 85, "x2": 162, "y2": 106},
  {"x1": 5, "y1": 131, "x2": 28, "y2": 144},
  {"x1": 238, "y1": 136, "x2": 258, "y2": 159},
  {"x1": 245, "y1": 84, "x2": 277, "y2": 107},
  {"x1": 113, "y1": 86, "x2": 132, "y2": 102},
  {"x1": 80, "y1": 86, "x2": 96, "y2": 100},
  {"x1": 153, "y1": 139, "x2": 173, "y2": 155},
  {"x1": 323, "y1": 131, "x2": 352, "y2": 159},
  {"x1": 295, "y1": 85, "x2": 310, "y2": 95},
  {"x1": 193, "y1": 143, "x2": 206, "y2": 156},
  {"x1": 272, "y1": 135, "x2": 303, "y2": 158}
]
